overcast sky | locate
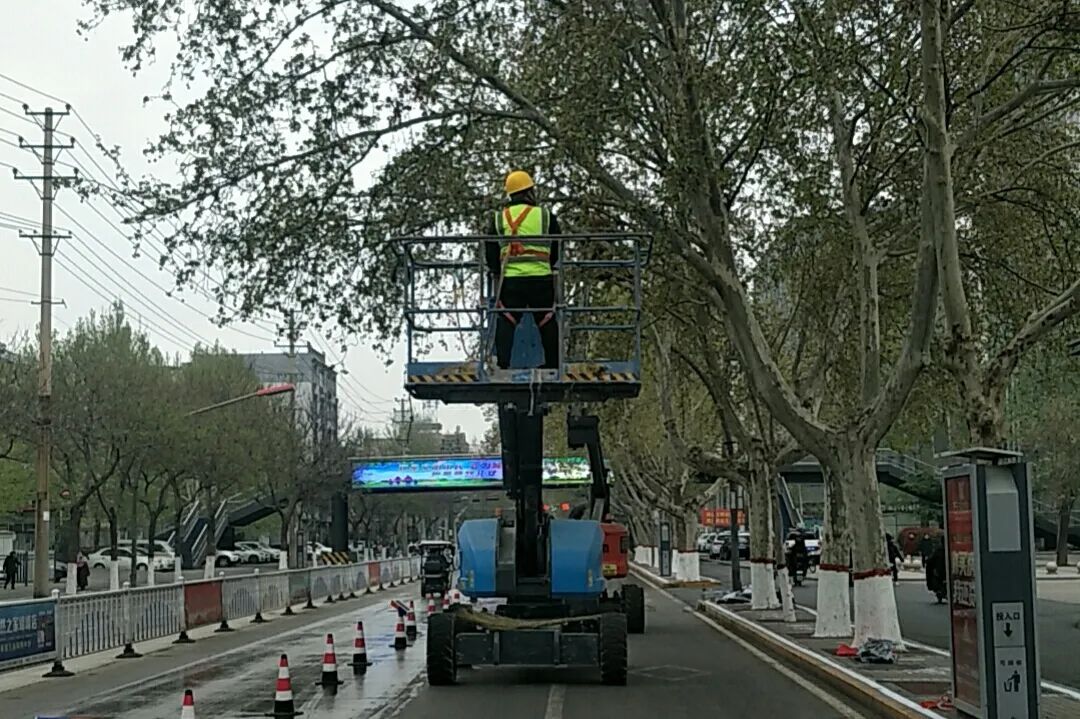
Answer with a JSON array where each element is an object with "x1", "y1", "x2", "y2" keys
[{"x1": 0, "y1": 1, "x2": 486, "y2": 442}]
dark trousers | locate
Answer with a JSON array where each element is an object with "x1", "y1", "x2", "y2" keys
[
  {"x1": 495, "y1": 277, "x2": 558, "y2": 369},
  {"x1": 3, "y1": 573, "x2": 14, "y2": 589}
]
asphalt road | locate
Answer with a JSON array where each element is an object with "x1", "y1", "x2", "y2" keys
[
  {"x1": 700, "y1": 558, "x2": 1080, "y2": 690},
  {"x1": 0, "y1": 580, "x2": 868, "y2": 718}
]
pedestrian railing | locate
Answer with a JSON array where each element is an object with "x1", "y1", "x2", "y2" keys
[{"x1": 0, "y1": 555, "x2": 421, "y2": 676}]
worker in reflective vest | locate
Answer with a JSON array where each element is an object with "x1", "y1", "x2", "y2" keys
[{"x1": 485, "y1": 170, "x2": 562, "y2": 369}]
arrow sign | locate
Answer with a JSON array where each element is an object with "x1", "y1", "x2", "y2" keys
[{"x1": 1004, "y1": 622, "x2": 1013, "y2": 637}]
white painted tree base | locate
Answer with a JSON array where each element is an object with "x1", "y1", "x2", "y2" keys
[
  {"x1": 776, "y1": 566, "x2": 796, "y2": 622},
  {"x1": 109, "y1": 560, "x2": 120, "y2": 591},
  {"x1": 813, "y1": 568, "x2": 851, "y2": 637},
  {"x1": 203, "y1": 556, "x2": 216, "y2": 580},
  {"x1": 65, "y1": 562, "x2": 78, "y2": 595},
  {"x1": 633, "y1": 547, "x2": 649, "y2": 565},
  {"x1": 146, "y1": 568, "x2": 156, "y2": 586},
  {"x1": 750, "y1": 561, "x2": 775, "y2": 609},
  {"x1": 674, "y1": 551, "x2": 700, "y2": 581},
  {"x1": 853, "y1": 574, "x2": 904, "y2": 648},
  {"x1": 173, "y1": 559, "x2": 184, "y2": 583},
  {"x1": 278, "y1": 552, "x2": 289, "y2": 571}
]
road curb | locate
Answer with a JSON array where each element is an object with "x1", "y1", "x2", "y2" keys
[
  {"x1": 629, "y1": 563, "x2": 718, "y2": 589},
  {"x1": 696, "y1": 600, "x2": 941, "y2": 719}
]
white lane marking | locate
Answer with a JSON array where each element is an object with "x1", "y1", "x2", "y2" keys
[
  {"x1": 544, "y1": 684, "x2": 566, "y2": 719},
  {"x1": 630, "y1": 572, "x2": 864, "y2": 718},
  {"x1": 797, "y1": 603, "x2": 1080, "y2": 700}
]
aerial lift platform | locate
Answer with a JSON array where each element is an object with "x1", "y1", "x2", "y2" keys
[{"x1": 398, "y1": 232, "x2": 649, "y2": 685}]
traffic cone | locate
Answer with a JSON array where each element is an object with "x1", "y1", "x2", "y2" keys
[
  {"x1": 406, "y1": 601, "x2": 418, "y2": 640},
  {"x1": 426, "y1": 594, "x2": 437, "y2": 618},
  {"x1": 392, "y1": 618, "x2": 407, "y2": 650},
  {"x1": 442, "y1": 594, "x2": 450, "y2": 611},
  {"x1": 318, "y1": 633, "x2": 344, "y2": 687},
  {"x1": 266, "y1": 654, "x2": 303, "y2": 717},
  {"x1": 181, "y1": 689, "x2": 195, "y2": 719},
  {"x1": 351, "y1": 620, "x2": 372, "y2": 673}
]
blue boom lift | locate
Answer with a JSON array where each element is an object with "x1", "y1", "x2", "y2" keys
[{"x1": 398, "y1": 232, "x2": 649, "y2": 685}]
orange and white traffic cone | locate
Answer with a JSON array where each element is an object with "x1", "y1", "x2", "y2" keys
[
  {"x1": 180, "y1": 689, "x2": 195, "y2": 719},
  {"x1": 392, "y1": 618, "x2": 407, "y2": 650},
  {"x1": 318, "y1": 633, "x2": 344, "y2": 687},
  {"x1": 442, "y1": 594, "x2": 450, "y2": 611},
  {"x1": 426, "y1": 594, "x2": 437, "y2": 618},
  {"x1": 406, "y1": 601, "x2": 418, "y2": 640},
  {"x1": 268, "y1": 654, "x2": 303, "y2": 717},
  {"x1": 351, "y1": 620, "x2": 372, "y2": 673}
]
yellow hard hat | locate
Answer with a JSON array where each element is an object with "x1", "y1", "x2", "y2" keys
[{"x1": 504, "y1": 170, "x2": 535, "y2": 196}]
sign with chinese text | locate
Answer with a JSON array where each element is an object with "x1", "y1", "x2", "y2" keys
[
  {"x1": 946, "y1": 472, "x2": 982, "y2": 713},
  {"x1": 0, "y1": 598, "x2": 56, "y2": 670},
  {"x1": 351, "y1": 455, "x2": 593, "y2": 492},
  {"x1": 698, "y1": 508, "x2": 746, "y2": 528}
]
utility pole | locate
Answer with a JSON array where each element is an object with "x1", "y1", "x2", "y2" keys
[{"x1": 15, "y1": 106, "x2": 74, "y2": 597}]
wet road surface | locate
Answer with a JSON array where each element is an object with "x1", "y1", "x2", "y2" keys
[
  {"x1": 3, "y1": 579, "x2": 865, "y2": 718},
  {"x1": 395, "y1": 584, "x2": 863, "y2": 719},
  {"x1": 0, "y1": 584, "x2": 427, "y2": 719}
]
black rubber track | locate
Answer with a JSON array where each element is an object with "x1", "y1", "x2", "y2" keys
[
  {"x1": 599, "y1": 612, "x2": 628, "y2": 686},
  {"x1": 623, "y1": 583, "x2": 645, "y2": 634},
  {"x1": 427, "y1": 612, "x2": 457, "y2": 686}
]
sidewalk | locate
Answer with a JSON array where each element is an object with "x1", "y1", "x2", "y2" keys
[{"x1": 632, "y1": 562, "x2": 1080, "y2": 718}]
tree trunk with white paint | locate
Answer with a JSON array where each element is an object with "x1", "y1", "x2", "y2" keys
[
  {"x1": 109, "y1": 559, "x2": 120, "y2": 591},
  {"x1": 672, "y1": 512, "x2": 700, "y2": 581},
  {"x1": 814, "y1": 472, "x2": 851, "y2": 637},
  {"x1": 203, "y1": 554, "x2": 216, "y2": 580},
  {"x1": 773, "y1": 475, "x2": 796, "y2": 621},
  {"x1": 839, "y1": 445, "x2": 903, "y2": 648},
  {"x1": 749, "y1": 469, "x2": 777, "y2": 609},
  {"x1": 65, "y1": 563, "x2": 78, "y2": 596}
]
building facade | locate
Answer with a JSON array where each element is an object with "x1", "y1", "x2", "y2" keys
[{"x1": 239, "y1": 345, "x2": 339, "y2": 446}]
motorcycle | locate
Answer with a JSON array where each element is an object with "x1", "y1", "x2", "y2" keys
[{"x1": 786, "y1": 551, "x2": 810, "y2": 587}]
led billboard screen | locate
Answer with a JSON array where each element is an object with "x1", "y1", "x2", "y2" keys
[{"x1": 351, "y1": 455, "x2": 592, "y2": 492}]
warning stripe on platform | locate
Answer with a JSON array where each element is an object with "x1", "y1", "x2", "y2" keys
[
  {"x1": 407, "y1": 374, "x2": 479, "y2": 384},
  {"x1": 564, "y1": 371, "x2": 638, "y2": 382}
]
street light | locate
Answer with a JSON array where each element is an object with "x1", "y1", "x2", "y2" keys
[
  {"x1": 186, "y1": 383, "x2": 295, "y2": 416},
  {"x1": 185, "y1": 382, "x2": 295, "y2": 578}
]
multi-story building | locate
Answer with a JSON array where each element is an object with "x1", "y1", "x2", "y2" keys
[
  {"x1": 439, "y1": 426, "x2": 470, "y2": 455},
  {"x1": 239, "y1": 345, "x2": 339, "y2": 446}
]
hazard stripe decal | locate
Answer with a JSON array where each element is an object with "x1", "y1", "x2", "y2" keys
[{"x1": 405, "y1": 373, "x2": 640, "y2": 384}]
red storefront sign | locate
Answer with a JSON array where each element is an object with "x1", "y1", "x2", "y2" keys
[
  {"x1": 945, "y1": 474, "x2": 981, "y2": 711},
  {"x1": 184, "y1": 579, "x2": 223, "y2": 629},
  {"x1": 699, "y1": 508, "x2": 746, "y2": 528}
]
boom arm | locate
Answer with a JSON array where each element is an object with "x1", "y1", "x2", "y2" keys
[{"x1": 567, "y1": 414, "x2": 609, "y2": 521}]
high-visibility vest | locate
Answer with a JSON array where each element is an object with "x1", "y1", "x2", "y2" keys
[{"x1": 494, "y1": 204, "x2": 552, "y2": 278}]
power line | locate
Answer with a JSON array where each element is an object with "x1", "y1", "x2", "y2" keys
[
  {"x1": 1, "y1": 206, "x2": 211, "y2": 348},
  {"x1": 54, "y1": 256, "x2": 195, "y2": 353},
  {"x1": 0, "y1": 72, "x2": 68, "y2": 105},
  {"x1": 0, "y1": 285, "x2": 39, "y2": 298}
]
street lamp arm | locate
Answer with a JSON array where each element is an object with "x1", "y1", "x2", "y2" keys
[{"x1": 187, "y1": 383, "x2": 296, "y2": 417}]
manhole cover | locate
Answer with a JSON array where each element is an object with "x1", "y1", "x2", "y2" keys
[{"x1": 629, "y1": 664, "x2": 708, "y2": 682}]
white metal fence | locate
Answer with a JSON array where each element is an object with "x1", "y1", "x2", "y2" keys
[{"x1": 0, "y1": 556, "x2": 421, "y2": 676}]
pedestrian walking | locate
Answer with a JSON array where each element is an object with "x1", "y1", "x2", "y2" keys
[
  {"x1": 76, "y1": 552, "x2": 90, "y2": 591},
  {"x1": 3, "y1": 551, "x2": 19, "y2": 589}
]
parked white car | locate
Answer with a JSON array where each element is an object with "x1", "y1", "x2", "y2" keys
[
  {"x1": 136, "y1": 540, "x2": 176, "y2": 559},
  {"x1": 696, "y1": 533, "x2": 718, "y2": 552},
  {"x1": 213, "y1": 549, "x2": 241, "y2": 567},
  {"x1": 88, "y1": 547, "x2": 173, "y2": 572},
  {"x1": 233, "y1": 542, "x2": 271, "y2": 564}
]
